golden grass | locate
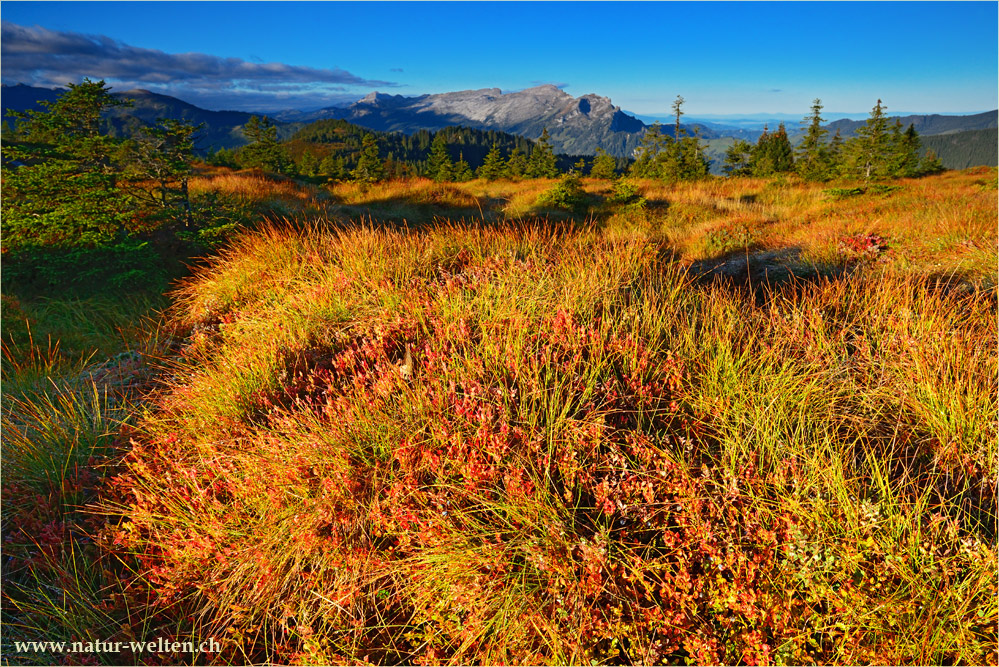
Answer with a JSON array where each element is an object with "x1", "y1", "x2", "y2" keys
[
  {"x1": 5, "y1": 167, "x2": 996, "y2": 665},
  {"x1": 97, "y1": 168, "x2": 997, "y2": 664}
]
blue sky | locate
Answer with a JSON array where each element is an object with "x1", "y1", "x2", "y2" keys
[{"x1": 2, "y1": 1, "x2": 996, "y2": 115}]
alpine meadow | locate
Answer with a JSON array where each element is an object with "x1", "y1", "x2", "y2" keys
[{"x1": 1, "y1": 3, "x2": 997, "y2": 666}]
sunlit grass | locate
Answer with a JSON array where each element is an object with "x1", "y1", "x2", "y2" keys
[{"x1": 3, "y1": 167, "x2": 996, "y2": 665}]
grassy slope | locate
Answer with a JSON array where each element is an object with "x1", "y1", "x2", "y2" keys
[{"x1": 3, "y1": 168, "x2": 997, "y2": 665}]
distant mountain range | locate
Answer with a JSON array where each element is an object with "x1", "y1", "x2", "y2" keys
[
  {"x1": 272, "y1": 85, "x2": 654, "y2": 157},
  {"x1": 2, "y1": 83, "x2": 996, "y2": 170},
  {"x1": 823, "y1": 111, "x2": 997, "y2": 138}
]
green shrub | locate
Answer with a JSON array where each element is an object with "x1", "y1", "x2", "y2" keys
[
  {"x1": 536, "y1": 172, "x2": 587, "y2": 212},
  {"x1": 607, "y1": 178, "x2": 647, "y2": 209}
]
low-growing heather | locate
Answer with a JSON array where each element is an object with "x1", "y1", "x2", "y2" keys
[
  {"x1": 100, "y1": 210, "x2": 995, "y2": 664},
  {"x1": 3, "y1": 168, "x2": 996, "y2": 666}
]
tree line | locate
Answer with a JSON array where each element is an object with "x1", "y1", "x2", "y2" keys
[
  {"x1": 223, "y1": 95, "x2": 944, "y2": 186},
  {"x1": 211, "y1": 117, "x2": 629, "y2": 183},
  {"x1": 722, "y1": 99, "x2": 944, "y2": 181}
]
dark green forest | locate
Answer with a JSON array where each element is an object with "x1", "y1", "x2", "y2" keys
[{"x1": 921, "y1": 129, "x2": 998, "y2": 170}]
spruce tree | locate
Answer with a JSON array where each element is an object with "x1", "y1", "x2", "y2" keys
[
  {"x1": 526, "y1": 128, "x2": 559, "y2": 178},
  {"x1": 504, "y1": 147, "x2": 528, "y2": 179},
  {"x1": 827, "y1": 130, "x2": 844, "y2": 176},
  {"x1": 722, "y1": 139, "x2": 754, "y2": 176},
  {"x1": 319, "y1": 154, "x2": 347, "y2": 181},
  {"x1": 122, "y1": 118, "x2": 199, "y2": 227},
  {"x1": 630, "y1": 122, "x2": 669, "y2": 178},
  {"x1": 672, "y1": 95, "x2": 685, "y2": 143},
  {"x1": 796, "y1": 98, "x2": 830, "y2": 181},
  {"x1": 299, "y1": 150, "x2": 319, "y2": 177},
  {"x1": 477, "y1": 144, "x2": 506, "y2": 180},
  {"x1": 845, "y1": 99, "x2": 892, "y2": 181},
  {"x1": 770, "y1": 123, "x2": 794, "y2": 173},
  {"x1": 427, "y1": 132, "x2": 454, "y2": 182},
  {"x1": 678, "y1": 128, "x2": 710, "y2": 180},
  {"x1": 240, "y1": 115, "x2": 290, "y2": 173},
  {"x1": 2, "y1": 78, "x2": 133, "y2": 248},
  {"x1": 453, "y1": 152, "x2": 474, "y2": 182},
  {"x1": 750, "y1": 125, "x2": 775, "y2": 176},
  {"x1": 589, "y1": 148, "x2": 617, "y2": 179},
  {"x1": 894, "y1": 123, "x2": 922, "y2": 177},
  {"x1": 351, "y1": 134, "x2": 384, "y2": 183},
  {"x1": 918, "y1": 149, "x2": 945, "y2": 176}
]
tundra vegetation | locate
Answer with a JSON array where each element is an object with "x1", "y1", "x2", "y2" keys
[{"x1": 2, "y1": 81, "x2": 996, "y2": 666}]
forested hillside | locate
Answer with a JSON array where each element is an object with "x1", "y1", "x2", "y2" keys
[
  {"x1": 921, "y1": 128, "x2": 999, "y2": 169},
  {"x1": 233, "y1": 119, "x2": 629, "y2": 179}
]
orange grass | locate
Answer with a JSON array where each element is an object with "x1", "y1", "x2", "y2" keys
[{"x1": 4, "y1": 167, "x2": 996, "y2": 665}]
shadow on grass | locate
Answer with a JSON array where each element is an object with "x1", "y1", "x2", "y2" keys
[{"x1": 688, "y1": 246, "x2": 850, "y2": 294}]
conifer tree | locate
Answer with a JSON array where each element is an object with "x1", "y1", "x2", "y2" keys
[
  {"x1": 351, "y1": 134, "x2": 384, "y2": 183},
  {"x1": 122, "y1": 118, "x2": 200, "y2": 227},
  {"x1": 453, "y1": 152, "x2": 474, "y2": 182},
  {"x1": 427, "y1": 132, "x2": 454, "y2": 182},
  {"x1": 722, "y1": 139, "x2": 754, "y2": 176},
  {"x1": 2, "y1": 78, "x2": 134, "y2": 248},
  {"x1": 796, "y1": 98, "x2": 830, "y2": 181},
  {"x1": 504, "y1": 147, "x2": 528, "y2": 179},
  {"x1": 770, "y1": 123, "x2": 794, "y2": 172},
  {"x1": 894, "y1": 122, "x2": 922, "y2": 177},
  {"x1": 750, "y1": 125, "x2": 775, "y2": 176},
  {"x1": 844, "y1": 99, "x2": 892, "y2": 181},
  {"x1": 678, "y1": 128, "x2": 710, "y2": 180},
  {"x1": 319, "y1": 154, "x2": 347, "y2": 181},
  {"x1": 751, "y1": 123, "x2": 793, "y2": 176},
  {"x1": 630, "y1": 122, "x2": 669, "y2": 178},
  {"x1": 918, "y1": 149, "x2": 945, "y2": 175},
  {"x1": 299, "y1": 150, "x2": 319, "y2": 177},
  {"x1": 477, "y1": 144, "x2": 506, "y2": 180},
  {"x1": 589, "y1": 148, "x2": 617, "y2": 179},
  {"x1": 672, "y1": 95, "x2": 685, "y2": 143},
  {"x1": 827, "y1": 129, "x2": 844, "y2": 176},
  {"x1": 526, "y1": 128, "x2": 559, "y2": 178},
  {"x1": 240, "y1": 115, "x2": 290, "y2": 173}
]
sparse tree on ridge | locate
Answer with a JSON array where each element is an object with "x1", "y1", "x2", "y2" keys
[
  {"x1": 751, "y1": 122, "x2": 794, "y2": 176},
  {"x1": 827, "y1": 129, "x2": 844, "y2": 176},
  {"x1": 122, "y1": 118, "x2": 200, "y2": 227},
  {"x1": 453, "y1": 151, "x2": 474, "y2": 182},
  {"x1": 629, "y1": 122, "x2": 669, "y2": 178},
  {"x1": 672, "y1": 95, "x2": 685, "y2": 143},
  {"x1": 2, "y1": 78, "x2": 133, "y2": 247},
  {"x1": 722, "y1": 139, "x2": 754, "y2": 176},
  {"x1": 844, "y1": 99, "x2": 893, "y2": 181}
]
